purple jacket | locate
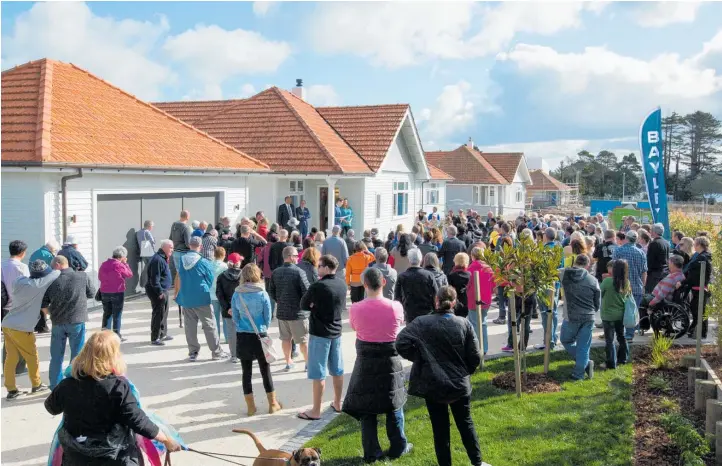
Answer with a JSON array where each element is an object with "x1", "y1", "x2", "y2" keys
[{"x1": 98, "y1": 259, "x2": 133, "y2": 293}]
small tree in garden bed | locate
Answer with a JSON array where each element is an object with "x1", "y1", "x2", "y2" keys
[{"x1": 482, "y1": 236, "x2": 563, "y2": 394}]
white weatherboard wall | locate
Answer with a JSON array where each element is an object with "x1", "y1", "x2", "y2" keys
[
  {"x1": 446, "y1": 184, "x2": 500, "y2": 216},
  {"x1": 1, "y1": 172, "x2": 50, "y2": 261}
]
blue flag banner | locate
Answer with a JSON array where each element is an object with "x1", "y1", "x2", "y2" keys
[{"x1": 639, "y1": 107, "x2": 670, "y2": 241}]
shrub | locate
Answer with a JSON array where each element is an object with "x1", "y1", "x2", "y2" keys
[
  {"x1": 650, "y1": 335, "x2": 674, "y2": 369},
  {"x1": 660, "y1": 412, "x2": 710, "y2": 462},
  {"x1": 659, "y1": 397, "x2": 679, "y2": 412},
  {"x1": 648, "y1": 374, "x2": 672, "y2": 394}
]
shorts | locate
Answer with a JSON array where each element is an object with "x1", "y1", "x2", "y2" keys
[
  {"x1": 278, "y1": 318, "x2": 309, "y2": 343},
  {"x1": 307, "y1": 335, "x2": 344, "y2": 380}
]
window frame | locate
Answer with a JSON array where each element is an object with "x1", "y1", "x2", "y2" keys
[
  {"x1": 393, "y1": 180, "x2": 409, "y2": 217},
  {"x1": 426, "y1": 183, "x2": 439, "y2": 205},
  {"x1": 375, "y1": 193, "x2": 381, "y2": 219}
]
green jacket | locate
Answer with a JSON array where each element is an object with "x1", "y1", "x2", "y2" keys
[{"x1": 600, "y1": 277, "x2": 626, "y2": 322}]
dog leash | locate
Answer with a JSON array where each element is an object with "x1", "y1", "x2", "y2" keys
[{"x1": 166, "y1": 447, "x2": 288, "y2": 465}]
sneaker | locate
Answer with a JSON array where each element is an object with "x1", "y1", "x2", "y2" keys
[
  {"x1": 162, "y1": 335, "x2": 174, "y2": 341},
  {"x1": 493, "y1": 318, "x2": 506, "y2": 325},
  {"x1": 212, "y1": 352, "x2": 229, "y2": 361},
  {"x1": 284, "y1": 363, "x2": 295, "y2": 372},
  {"x1": 31, "y1": 384, "x2": 49, "y2": 394},
  {"x1": 119, "y1": 336, "x2": 128, "y2": 342},
  {"x1": 501, "y1": 345, "x2": 514, "y2": 352},
  {"x1": 230, "y1": 357, "x2": 239, "y2": 363},
  {"x1": 533, "y1": 344, "x2": 546, "y2": 350},
  {"x1": 6, "y1": 390, "x2": 23, "y2": 400},
  {"x1": 585, "y1": 360, "x2": 595, "y2": 379},
  {"x1": 151, "y1": 340, "x2": 165, "y2": 346},
  {"x1": 188, "y1": 353, "x2": 198, "y2": 362},
  {"x1": 388, "y1": 443, "x2": 414, "y2": 460}
]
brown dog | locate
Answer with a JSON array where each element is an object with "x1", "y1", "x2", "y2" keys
[{"x1": 233, "y1": 428, "x2": 321, "y2": 466}]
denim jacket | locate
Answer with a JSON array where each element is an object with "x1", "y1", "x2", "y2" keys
[{"x1": 231, "y1": 283, "x2": 272, "y2": 334}]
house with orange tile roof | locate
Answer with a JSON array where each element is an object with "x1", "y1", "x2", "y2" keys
[
  {"x1": 1, "y1": 59, "x2": 271, "y2": 290},
  {"x1": 154, "y1": 80, "x2": 436, "y2": 236},
  {"x1": 425, "y1": 139, "x2": 533, "y2": 218},
  {"x1": 527, "y1": 169, "x2": 572, "y2": 208}
]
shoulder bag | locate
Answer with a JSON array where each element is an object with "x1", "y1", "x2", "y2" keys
[
  {"x1": 237, "y1": 294, "x2": 279, "y2": 364},
  {"x1": 623, "y1": 293, "x2": 639, "y2": 329}
]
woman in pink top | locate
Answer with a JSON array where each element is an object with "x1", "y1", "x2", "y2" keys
[
  {"x1": 466, "y1": 246, "x2": 495, "y2": 355},
  {"x1": 343, "y1": 267, "x2": 411, "y2": 463},
  {"x1": 97, "y1": 246, "x2": 133, "y2": 341}
]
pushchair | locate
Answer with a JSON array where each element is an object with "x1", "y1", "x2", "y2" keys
[{"x1": 639, "y1": 285, "x2": 691, "y2": 340}]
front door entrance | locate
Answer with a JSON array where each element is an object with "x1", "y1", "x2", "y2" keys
[{"x1": 319, "y1": 187, "x2": 329, "y2": 233}]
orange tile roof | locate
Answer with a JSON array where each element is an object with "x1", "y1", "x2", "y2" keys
[
  {"x1": 428, "y1": 163, "x2": 454, "y2": 181},
  {"x1": 316, "y1": 104, "x2": 408, "y2": 171},
  {"x1": 155, "y1": 88, "x2": 372, "y2": 174},
  {"x1": 1, "y1": 59, "x2": 269, "y2": 172},
  {"x1": 528, "y1": 169, "x2": 571, "y2": 191},
  {"x1": 478, "y1": 152, "x2": 524, "y2": 183},
  {"x1": 425, "y1": 145, "x2": 508, "y2": 185}
]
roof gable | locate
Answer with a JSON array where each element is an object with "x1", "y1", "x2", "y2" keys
[
  {"x1": 317, "y1": 104, "x2": 408, "y2": 172},
  {"x1": 528, "y1": 169, "x2": 571, "y2": 191},
  {"x1": 1, "y1": 59, "x2": 269, "y2": 172},
  {"x1": 425, "y1": 145, "x2": 508, "y2": 185},
  {"x1": 478, "y1": 152, "x2": 524, "y2": 183},
  {"x1": 155, "y1": 88, "x2": 372, "y2": 174},
  {"x1": 428, "y1": 164, "x2": 454, "y2": 180}
]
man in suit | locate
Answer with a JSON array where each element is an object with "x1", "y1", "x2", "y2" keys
[
  {"x1": 296, "y1": 200, "x2": 311, "y2": 239},
  {"x1": 277, "y1": 196, "x2": 296, "y2": 235}
]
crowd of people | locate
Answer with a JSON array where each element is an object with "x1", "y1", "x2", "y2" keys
[{"x1": 0, "y1": 200, "x2": 715, "y2": 466}]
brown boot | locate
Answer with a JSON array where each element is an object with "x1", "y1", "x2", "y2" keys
[
  {"x1": 244, "y1": 394, "x2": 257, "y2": 417},
  {"x1": 266, "y1": 391, "x2": 282, "y2": 414}
]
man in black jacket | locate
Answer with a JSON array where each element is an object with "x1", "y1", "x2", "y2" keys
[
  {"x1": 230, "y1": 225, "x2": 266, "y2": 267},
  {"x1": 593, "y1": 229, "x2": 616, "y2": 282},
  {"x1": 269, "y1": 246, "x2": 310, "y2": 371},
  {"x1": 269, "y1": 229, "x2": 291, "y2": 273},
  {"x1": 646, "y1": 223, "x2": 671, "y2": 293},
  {"x1": 437, "y1": 225, "x2": 466, "y2": 275},
  {"x1": 146, "y1": 240, "x2": 174, "y2": 346},
  {"x1": 395, "y1": 249, "x2": 439, "y2": 323},
  {"x1": 298, "y1": 254, "x2": 347, "y2": 421},
  {"x1": 215, "y1": 253, "x2": 243, "y2": 361}
]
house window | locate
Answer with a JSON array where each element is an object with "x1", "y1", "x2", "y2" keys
[
  {"x1": 474, "y1": 186, "x2": 489, "y2": 205},
  {"x1": 472, "y1": 186, "x2": 480, "y2": 205},
  {"x1": 426, "y1": 183, "x2": 439, "y2": 205},
  {"x1": 393, "y1": 181, "x2": 409, "y2": 216},
  {"x1": 289, "y1": 180, "x2": 304, "y2": 207},
  {"x1": 489, "y1": 187, "x2": 495, "y2": 204},
  {"x1": 516, "y1": 188, "x2": 522, "y2": 203},
  {"x1": 375, "y1": 194, "x2": 381, "y2": 219}
]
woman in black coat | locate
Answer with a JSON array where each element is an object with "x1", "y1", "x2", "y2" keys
[
  {"x1": 343, "y1": 268, "x2": 410, "y2": 463},
  {"x1": 396, "y1": 286, "x2": 483, "y2": 466},
  {"x1": 680, "y1": 236, "x2": 713, "y2": 338}
]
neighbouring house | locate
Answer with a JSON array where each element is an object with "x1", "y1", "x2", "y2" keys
[
  {"x1": 422, "y1": 164, "x2": 454, "y2": 215},
  {"x1": 1, "y1": 59, "x2": 270, "y2": 293},
  {"x1": 425, "y1": 140, "x2": 532, "y2": 218},
  {"x1": 527, "y1": 169, "x2": 572, "y2": 208},
  {"x1": 154, "y1": 80, "x2": 436, "y2": 236}
]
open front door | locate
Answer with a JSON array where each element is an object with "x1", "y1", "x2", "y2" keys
[{"x1": 319, "y1": 187, "x2": 328, "y2": 233}]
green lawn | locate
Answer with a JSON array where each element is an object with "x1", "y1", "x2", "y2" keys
[{"x1": 307, "y1": 349, "x2": 634, "y2": 466}]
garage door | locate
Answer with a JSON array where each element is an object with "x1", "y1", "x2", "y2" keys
[{"x1": 97, "y1": 192, "x2": 219, "y2": 295}]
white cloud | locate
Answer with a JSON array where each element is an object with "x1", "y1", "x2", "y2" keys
[
  {"x1": 420, "y1": 81, "x2": 477, "y2": 140},
  {"x1": 163, "y1": 24, "x2": 291, "y2": 91},
  {"x1": 635, "y1": 2, "x2": 701, "y2": 28},
  {"x1": 1, "y1": 2, "x2": 174, "y2": 100},
  {"x1": 497, "y1": 33, "x2": 722, "y2": 127},
  {"x1": 307, "y1": 2, "x2": 604, "y2": 68},
  {"x1": 305, "y1": 84, "x2": 341, "y2": 107},
  {"x1": 252, "y1": 2, "x2": 275, "y2": 17},
  {"x1": 239, "y1": 83, "x2": 257, "y2": 98}
]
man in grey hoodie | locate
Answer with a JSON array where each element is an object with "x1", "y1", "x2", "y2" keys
[
  {"x1": 365, "y1": 247, "x2": 397, "y2": 300},
  {"x1": 559, "y1": 254, "x2": 600, "y2": 381}
]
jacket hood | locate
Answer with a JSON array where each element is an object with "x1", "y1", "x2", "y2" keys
[
  {"x1": 237, "y1": 282, "x2": 266, "y2": 294},
  {"x1": 182, "y1": 252, "x2": 202, "y2": 270},
  {"x1": 565, "y1": 267, "x2": 589, "y2": 282},
  {"x1": 222, "y1": 267, "x2": 242, "y2": 281}
]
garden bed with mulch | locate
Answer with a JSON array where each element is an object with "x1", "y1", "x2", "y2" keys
[
  {"x1": 633, "y1": 345, "x2": 715, "y2": 466},
  {"x1": 491, "y1": 371, "x2": 562, "y2": 393}
]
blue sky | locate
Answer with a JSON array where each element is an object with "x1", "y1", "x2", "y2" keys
[{"x1": 2, "y1": 1, "x2": 721, "y2": 170}]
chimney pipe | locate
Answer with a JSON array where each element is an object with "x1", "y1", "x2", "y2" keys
[
  {"x1": 292, "y1": 79, "x2": 305, "y2": 101},
  {"x1": 467, "y1": 137, "x2": 474, "y2": 149}
]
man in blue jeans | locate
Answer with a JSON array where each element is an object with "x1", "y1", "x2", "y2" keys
[
  {"x1": 560, "y1": 254, "x2": 600, "y2": 380},
  {"x1": 41, "y1": 256, "x2": 95, "y2": 388},
  {"x1": 535, "y1": 227, "x2": 562, "y2": 351}
]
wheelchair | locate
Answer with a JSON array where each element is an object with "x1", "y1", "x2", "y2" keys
[{"x1": 639, "y1": 285, "x2": 691, "y2": 340}]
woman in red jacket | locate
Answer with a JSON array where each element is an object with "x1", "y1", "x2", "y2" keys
[{"x1": 98, "y1": 246, "x2": 133, "y2": 341}]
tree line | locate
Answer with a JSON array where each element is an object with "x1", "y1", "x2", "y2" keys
[{"x1": 549, "y1": 111, "x2": 722, "y2": 202}]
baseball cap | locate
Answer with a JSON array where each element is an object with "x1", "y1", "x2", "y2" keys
[
  {"x1": 29, "y1": 259, "x2": 52, "y2": 278},
  {"x1": 227, "y1": 253, "x2": 243, "y2": 264},
  {"x1": 65, "y1": 234, "x2": 78, "y2": 245}
]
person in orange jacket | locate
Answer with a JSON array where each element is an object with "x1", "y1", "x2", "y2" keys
[{"x1": 346, "y1": 242, "x2": 375, "y2": 303}]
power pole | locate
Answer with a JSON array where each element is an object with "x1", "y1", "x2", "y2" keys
[{"x1": 622, "y1": 172, "x2": 626, "y2": 202}]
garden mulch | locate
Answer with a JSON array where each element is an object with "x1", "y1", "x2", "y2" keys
[
  {"x1": 491, "y1": 371, "x2": 562, "y2": 393},
  {"x1": 633, "y1": 345, "x2": 715, "y2": 466}
]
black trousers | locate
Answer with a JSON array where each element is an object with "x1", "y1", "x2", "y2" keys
[
  {"x1": 237, "y1": 333, "x2": 274, "y2": 395},
  {"x1": 35, "y1": 312, "x2": 49, "y2": 332},
  {"x1": 350, "y1": 286, "x2": 365, "y2": 303},
  {"x1": 689, "y1": 290, "x2": 709, "y2": 338},
  {"x1": 426, "y1": 396, "x2": 482, "y2": 466},
  {"x1": 147, "y1": 288, "x2": 169, "y2": 342}
]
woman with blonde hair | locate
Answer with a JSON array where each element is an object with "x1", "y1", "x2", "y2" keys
[
  {"x1": 673, "y1": 237, "x2": 694, "y2": 265},
  {"x1": 45, "y1": 330, "x2": 180, "y2": 465},
  {"x1": 232, "y1": 264, "x2": 281, "y2": 416}
]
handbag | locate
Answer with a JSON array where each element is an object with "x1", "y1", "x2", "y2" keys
[
  {"x1": 237, "y1": 294, "x2": 279, "y2": 364},
  {"x1": 623, "y1": 293, "x2": 639, "y2": 329},
  {"x1": 95, "y1": 289, "x2": 102, "y2": 302}
]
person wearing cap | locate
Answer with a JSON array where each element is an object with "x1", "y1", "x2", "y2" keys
[
  {"x1": 42, "y1": 255, "x2": 96, "y2": 389},
  {"x1": 147, "y1": 239, "x2": 174, "y2": 346},
  {"x1": 29, "y1": 239, "x2": 60, "y2": 268},
  {"x1": 612, "y1": 230, "x2": 648, "y2": 340},
  {"x1": 215, "y1": 252, "x2": 244, "y2": 363},
  {"x1": 56, "y1": 235, "x2": 88, "y2": 272},
  {"x1": 177, "y1": 236, "x2": 227, "y2": 362},
  {"x1": 2, "y1": 260, "x2": 60, "y2": 399}
]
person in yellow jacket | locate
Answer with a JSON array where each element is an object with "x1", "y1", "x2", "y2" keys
[{"x1": 346, "y1": 242, "x2": 375, "y2": 304}]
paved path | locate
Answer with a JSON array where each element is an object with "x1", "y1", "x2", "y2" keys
[{"x1": 1, "y1": 297, "x2": 713, "y2": 465}]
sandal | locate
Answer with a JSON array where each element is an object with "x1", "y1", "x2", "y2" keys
[
  {"x1": 297, "y1": 412, "x2": 321, "y2": 421},
  {"x1": 330, "y1": 403, "x2": 342, "y2": 413}
]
